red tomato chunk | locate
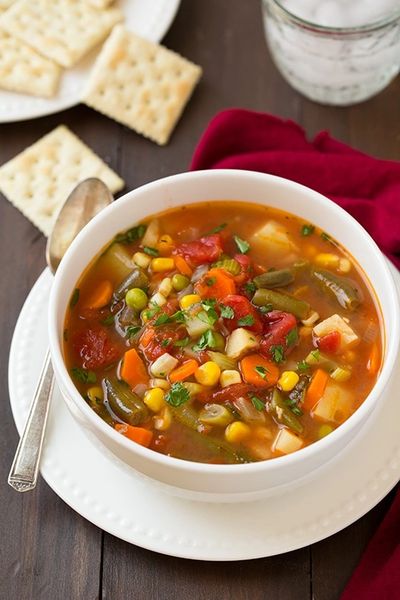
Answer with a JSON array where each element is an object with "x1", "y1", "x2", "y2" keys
[{"x1": 174, "y1": 234, "x2": 223, "y2": 266}]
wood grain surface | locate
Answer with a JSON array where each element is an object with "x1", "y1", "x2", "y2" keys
[{"x1": 1, "y1": 1, "x2": 399, "y2": 599}]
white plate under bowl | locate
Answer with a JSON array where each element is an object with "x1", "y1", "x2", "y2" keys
[
  {"x1": 0, "y1": 0, "x2": 181, "y2": 123},
  {"x1": 8, "y1": 265, "x2": 400, "y2": 561}
]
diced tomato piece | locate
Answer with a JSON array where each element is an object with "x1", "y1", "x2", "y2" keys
[
  {"x1": 139, "y1": 324, "x2": 186, "y2": 361},
  {"x1": 198, "y1": 383, "x2": 255, "y2": 405},
  {"x1": 174, "y1": 234, "x2": 223, "y2": 267},
  {"x1": 221, "y1": 295, "x2": 263, "y2": 333},
  {"x1": 72, "y1": 327, "x2": 123, "y2": 370},
  {"x1": 259, "y1": 310, "x2": 298, "y2": 360},
  {"x1": 233, "y1": 253, "x2": 252, "y2": 284},
  {"x1": 316, "y1": 330, "x2": 341, "y2": 354}
]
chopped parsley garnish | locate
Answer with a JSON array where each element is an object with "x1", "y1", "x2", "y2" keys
[
  {"x1": 171, "y1": 310, "x2": 186, "y2": 323},
  {"x1": 114, "y1": 224, "x2": 146, "y2": 244},
  {"x1": 205, "y1": 277, "x2": 216, "y2": 287},
  {"x1": 233, "y1": 235, "x2": 250, "y2": 254},
  {"x1": 301, "y1": 224, "x2": 315, "y2": 237},
  {"x1": 258, "y1": 304, "x2": 273, "y2": 314},
  {"x1": 154, "y1": 313, "x2": 171, "y2": 326},
  {"x1": 143, "y1": 246, "x2": 159, "y2": 256},
  {"x1": 244, "y1": 281, "x2": 257, "y2": 295},
  {"x1": 202, "y1": 298, "x2": 216, "y2": 308},
  {"x1": 144, "y1": 305, "x2": 161, "y2": 319},
  {"x1": 161, "y1": 339, "x2": 171, "y2": 348},
  {"x1": 270, "y1": 344, "x2": 285, "y2": 363},
  {"x1": 297, "y1": 360, "x2": 310, "y2": 373},
  {"x1": 71, "y1": 367, "x2": 97, "y2": 384},
  {"x1": 69, "y1": 288, "x2": 80, "y2": 308},
  {"x1": 126, "y1": 325, "x2": 141, "y2": 338},
  {"x1": 207, "y1": 223, "x2": 227, "y2": 234},
  {"x1": 220, "y1": 304, "x2": 235, "y2": 319},
  {"x1": 250, "y1": 395, "x2": 265, "y2": 411},
  {"x1": 200, "y1": 301, "x2": 218, "y2": 325},
  {"x1": 174, "y1": 337, "x2": 190, "y2": 347},
  {"x1": 193, "y1": 330, "x2": 219, "y2": 352},
  {"x1": 255, "y1": 365, "x2": 269, "y2": 379},
  {"x1": 165, "y1": 382, "x2": 190, "y2": 407},
  {"x1": 286, "y1": 328, "x2": 299, "y2": 347},
  {"x1": 238, "y1": 314, "x2": 255, "y2": 327},
  {"x1": 101, "y1": 314, "x2": 115, "y2": 326}
]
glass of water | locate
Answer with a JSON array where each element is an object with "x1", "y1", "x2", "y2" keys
[{"x1": 261, "y1": 0, "x2": 400, "y2": 105}]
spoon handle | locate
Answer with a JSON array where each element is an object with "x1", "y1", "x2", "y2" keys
[{"x1": 8, "y1": 350, "x2": 54, "y2": 492}]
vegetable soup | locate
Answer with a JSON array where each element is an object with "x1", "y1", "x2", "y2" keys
[{"x1": 63, "y1": 202, "x2": 382, "y2": 464}]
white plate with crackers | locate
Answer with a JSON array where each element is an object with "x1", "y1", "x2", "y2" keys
[{"x1": 0, "y1": 0, "x2": 181, "y2": 123}]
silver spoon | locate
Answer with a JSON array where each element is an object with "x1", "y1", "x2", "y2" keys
[{"x1": 8, "y1": 178, "x2": 113, "y2": 492}]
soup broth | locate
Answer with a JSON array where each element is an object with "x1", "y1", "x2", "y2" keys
[{"x1": 63, "y1": 201, "x2": 382, "y2": 464}]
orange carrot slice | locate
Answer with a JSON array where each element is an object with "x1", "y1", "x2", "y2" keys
[
  {"x1": 115, "y1": 424, "x2": 153, "y2": 447},
  {"x1": 120, "y1": 348, "x2": 148, "y2": 387},
  {"x1": 304, "y1": 368, "x2": 329, "y2": 410},
  {"x1": 169, "y1": 359, "x2": 199, "y2": 383},
  {"x1": 84, "y1": 280, "x2": 113, "y2": 309},
  {"x1": 240, "y1": 354, "x2": 279, "y2": 388},
  {"x1": 175, "y1": 255, "x2": 193, "y2": 277},
  {"x1": 195, "y1": 268, "x2": 236, "y2": 300}
]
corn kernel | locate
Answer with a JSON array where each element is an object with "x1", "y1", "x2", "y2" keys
[
  {"x1": 87, "y1": 386, "x2": 103, "y2": 403},
  {"x1": 220, "y1": 369, "x2": 242, "y2": 388},
  {"x1": 278, "y1": 371, "x2": 299, "y2": 392},
  {"x1": 338, "y1": 258, "x2": 351, "y2": 273},
  {"x1": 314, "y1": 253, "x2": 340, "y2": 268},
  {"x1": 133, "y1": 251, "x2": 151, "y2": 269},
  {"x1": 195, "y1": 361, "x2": 221, "y2": 386},
  {"x1": 154, "y1": 406, "x2": 172, "y2": 431},
  {"x1": 157, "y1": 234, "x2": 175, "y2": 256},
  {"x1": 144, "y1": 387, "x2": 165, "y2": 412},
  {"x1": 225, "y1": 421, "x2": 251, "y2": 443},
  {"x1": 158, "y1": 277, "x2": 172, "y2": 297},
  {"x1": 150, "y1": 378, "x2": 170, "y2": 391},
  {"x1": 150, "y1": 292, "x2": 166, "y2": 307},
  {"x1": 151, "y1": 257, "x2": 175, "y2": 272},
  {"x1": 180, "y1": 294, "x2": 201, "y2": 310}
]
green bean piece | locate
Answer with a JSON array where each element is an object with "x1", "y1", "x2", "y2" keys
[
  {"x1": 252, "y1": 288, "x2": 310, "y2": 319},
  {"x1": 199, "y1": 404, "x2": 234, "y2": 427},
  {"x1": 85, "y1": 392, "x2": 114, "y2": 425},
  {"x1": 177, "y1": 425, "x2": 251, "y2": 463},
  {"x1": 113, "y1": 268, "x2": 149, "y2": 302},
  {"x1": 311, "y1": 269, "x2": 362, "y2": 311},
  {"x1": 104, "y1": 378, "x2": 149, "y2": 425},
  {"x1": 270, "y1": 389, "x2": 304, "y2": 434},
  {"x1": 170, "y1": 403, "x2": 202, "y2": 431},
  {"x1": 253, "y1": 268, "x2": 295, "y2": 289}
]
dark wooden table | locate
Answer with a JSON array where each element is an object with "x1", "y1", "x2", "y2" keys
[{"x1": 1, "y1": 1, "x2": 399, "y2": 598}]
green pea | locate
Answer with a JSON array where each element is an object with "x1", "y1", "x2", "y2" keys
[
  {"x1": 318, "y1": 424, "x2": 334, "y2": 439},
  {"x1": 125, "y1": 288, "x2": 148, "y2": 310},
  {"x1": 172, "y1": 273, "x2": 190, "y2": 291}
]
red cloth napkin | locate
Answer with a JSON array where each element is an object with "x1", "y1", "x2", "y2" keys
[
  {"x1": 190, "y1": 109, "x2": 400, "y2": 270},
  {"x1": 190, "y1": 109, "x2": 400, "y2": 598}
]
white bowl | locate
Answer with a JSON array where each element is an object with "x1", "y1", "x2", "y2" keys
[{"x1": 48, "y1": 170, "x2": 400, "y2": 502}]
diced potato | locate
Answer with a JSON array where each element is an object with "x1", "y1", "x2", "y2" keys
[
  {"x1": 312, "y1": 382, "x2": 353, "y2": 424},
  {"x1": 98, "y1": 242, "x2": 134, "y2": 282},
  {"x1": 273, "y1": 428, "x2": 304, "y2": 454},
  {"x1": 142, "y1": 219, "x2": 159, "y2": 247},
  {"x1": 250, "y1": 220, "x2": 298, "y2": 257},
  {"x1": 225, "y1": 328, "x2": 259, "y2": 359},
  {"x1": 313, "y1": 314, "x2": 359, "y2": 351},
  {"x1": 185, "y1": 314, "x2": 211, "y2": 338},
  {"x1": 150, "y1": 353, "x2": 178, "y2": 377}
]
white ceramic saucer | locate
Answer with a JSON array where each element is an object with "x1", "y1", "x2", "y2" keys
[{"x1": 8, "y1": 266, "x2": 400, "y2": 561}]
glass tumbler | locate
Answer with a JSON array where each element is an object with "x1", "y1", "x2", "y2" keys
[{"x1": 261, "y1": 0, "x2": 400, "y2": 105}]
